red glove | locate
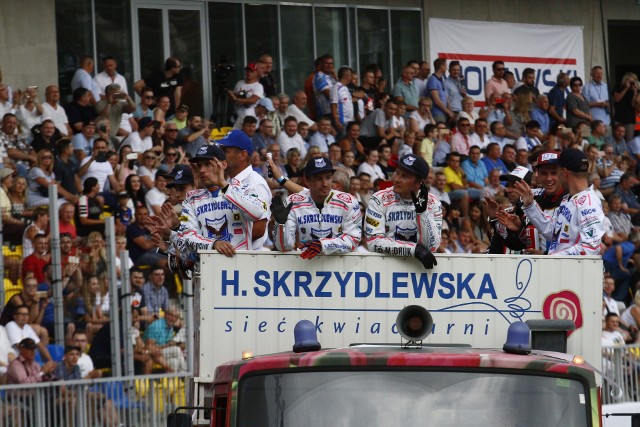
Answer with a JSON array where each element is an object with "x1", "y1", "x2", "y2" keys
[{"x1": 300, "y1": 240, "x2": 322, "y2": 260}]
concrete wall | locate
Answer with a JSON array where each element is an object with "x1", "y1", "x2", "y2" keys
[
  {"x1": 0, "y1": 0, "x2": 58, "y2": 91},
  {"x1": 422, "y1": 0, "x2": 640, "y2": 79}
]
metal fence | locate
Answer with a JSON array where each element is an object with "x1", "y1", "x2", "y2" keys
[
  {"x1": 0, "y1": 372, "x2": 190, "y2": 427},
  {"x1": 602, "y1": 344, "x2": 640, "y2": 405}
]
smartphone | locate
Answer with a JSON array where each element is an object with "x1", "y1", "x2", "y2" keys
[
  {"x1": 95, "y1": 152, "x2": 107, "y2": 162},
  {"x1": 561, "y1": 127, "x2": 573, "y2": 135},
  {"x1": 114, "y1": 92, "x2": 127, "y2": 99},
  {"x1": 36, "y1": 291, "x2": 48, "y2": 299},
  {"x1": 439, "y1": 129, "x2": 450, "y2": 136},
  {"x1": 68, "y1": 255, "x2": 79, "y2": 264},
  {"x1": 580, "y1": 128, "x2": 591, "y2": 138},
  {"x1": 266, "y1": 153, "x2": 273, "y2": 178},
  {"x1": 126, "y1": 153, "x2": 138, "y2": 160}
]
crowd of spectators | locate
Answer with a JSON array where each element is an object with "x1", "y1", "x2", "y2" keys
[{"x1": 1, "y1": 51, "x2": 640, "y2": 385}]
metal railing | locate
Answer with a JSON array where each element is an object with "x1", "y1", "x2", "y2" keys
[
  {"x1": 602, "y1": 344, "x2": 640, "y2": 405},
  {"x1": 0, "y1": 372, "x2": 190, "y2": 427}
]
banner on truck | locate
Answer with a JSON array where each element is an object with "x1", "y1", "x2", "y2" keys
[
  {"x1": 198, "y1": 252, "x2": 602, "y2": 377},
  {"x1": 428, "y1": 18, "x2": 584, "y2": 105}
]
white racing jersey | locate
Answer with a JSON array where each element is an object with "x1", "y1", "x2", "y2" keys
[
  {"x1": 365, "y1": 187, "x2": 443, "y2": 257},
  {"x1": 274, "y1": 189, "x2": 362, "y2": 255},
  {"x1": 522, "y1": 187, "x2": 604, "y2": 255},
  {"x1": 170, "y1": 182, "x2": 268, "y2": 257}
]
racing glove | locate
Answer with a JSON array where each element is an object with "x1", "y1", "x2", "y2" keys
[
  {"x1": 300, "y1": 240, "x2": 322, "y2": 260},
  {"x1": 414, "y1": 243, "x2": 437, "y2": 269},
  {"x1": 411, "y1": 182, "x2": 429, "y2": 214},
  {"x1": 271, "y1": 197, "x2": 293, "y2": 224}
]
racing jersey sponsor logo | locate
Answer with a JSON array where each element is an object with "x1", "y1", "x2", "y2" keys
[
  {"x1": 289, "y1": 194, "x2": 306, "y2": 203},
  {"x1": 336, "y1": 193, "x2": 353, "y2": 203},
  {"x1": 205, "y1": 217, "x2": 231, "y2": 241},
  {"x1": 196, "y1": 200, "x2": 235, "y2": 216},
  {"x1": 388, "y1": 210, "x2": 416, "y2": 221},
  {"x1": 557, "y1": 205, "x2": 572, "y2": 221},
  {"x1": 366, "y1": 208, "x2": 382, "y2": 219},
  {"x1": 366, "y1": 216, "x2": 380, "y2": 227},
  {"x1": 581, "y1": 208, "x2": 595, "y2": 216},
  {"x1": 297, "y1": 213, "x2": 343, "y2": 224},
  {"x1": 395, "y1": 226, "x2": 417, "y2": 242},
  {"x1": 310, "y1": 227, "x2": 333, "y2": 239}
]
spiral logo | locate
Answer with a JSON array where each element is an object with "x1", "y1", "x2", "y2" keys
[{"x1": 542, "y1": 290, "x2": 583, "y2": 337}]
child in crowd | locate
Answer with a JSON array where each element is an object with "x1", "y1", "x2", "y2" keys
[
  {"x1": 418, "y1": 124, "x2": 438, "y2": 167},
  {"x1": 115, "y1": 191, "x2": 133, "y2": 235}
]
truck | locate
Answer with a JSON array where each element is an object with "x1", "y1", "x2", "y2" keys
[{"x1": 181, "y1": 252, "x2": 605, "y2": 426}]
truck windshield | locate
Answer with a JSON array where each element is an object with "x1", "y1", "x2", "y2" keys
[{"x1": 238, "y1": 370, "x2": 589, "y2": 426}]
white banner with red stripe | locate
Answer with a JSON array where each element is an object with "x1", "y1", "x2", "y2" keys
[{"x1": 428, "y1": 18, "x2": 584, "y2": 106}]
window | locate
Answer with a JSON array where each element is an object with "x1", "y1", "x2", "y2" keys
[
  {"x1": 137, "y1": 8, "x2": 165, "y2": 81},
  {"x1": 391, "y1": 10, "x2": 423, "y2": 80},
  {"x1": 281, "y1": 6, "x2": 313, "y2": 95},
  {"x1": 245, "y1": 4, "x2": 280, "y2": 89},
  {"x1": 357, "y1": 8, "x2": 391, "y2": 85},
  {"x1": 95, "y1": 0, "x2": 133, "y2": 94},
  {"x1": 315, "y1": 7, "x2": 349, "y2": 69}
]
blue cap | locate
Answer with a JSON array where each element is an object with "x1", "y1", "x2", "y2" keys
[
  {"x1": 304, "y1": 157, "x2": 335, "y2": 176},
  {"x1": 166, "y1": 165, "x2": 194, "y2": 187},
  {"x1": 216, "y1": 130, "x2": 254, "y2": 155},
  {"x1": 398, "y1": 154, "x2": 429, "y2": 179},
  {"x1": 258, "y1": 97, "x2": 275, "y2": 112},
  {"x1": 189, "y1": 144, "x2": 226, "y2": 162}
]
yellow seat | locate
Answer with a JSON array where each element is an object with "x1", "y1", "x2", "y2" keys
[
  {"x1": 3, "y1": 244, "x2": 23, "y2": 258},
  {"x1": 210, "y1": 127, "x2": 233, "y2": 141},
  {"x1": 4, "y1": 277, "x2": 23, "y2": 304},
  {"x1": 135, "y1": 377, "x2": 185, "y2": 412}
]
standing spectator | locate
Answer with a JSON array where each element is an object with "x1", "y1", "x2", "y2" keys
[
  {"x1": 96, "y1": 83, "x2": 135, "y2": 139},
  {"x1": 313, "y1": 54, "x2": 336, "y2": 118},
  {"x1": 259, "y1": 54, "x2": 277, "y2": 98},
  {"x1": 391, "y1": 65, "x2": 419, "y2": 113},
  {"x1": 41, "y1": 85, "x2": 72, "y2": 136},
  {"x1": 427, "y1": 58, "x2": 453, "y2": 123},
  {"x1": 583, "y1": 65, "x2": 611, "y2": 128},
  {"x1": 93, "y1": 56, "x2": 129, "y2": 99},
  {"x1": 565, "y1": 77, "x2": 592, "y2": 129},
  {"x1": 444, "y1": 61, "x2": 466, "y2": 116},
  {"x1": 6, "y1": 338, "x2": 55, "y2": 384},
  {"x1": 228, "y1": 63, "x2": 264, "y2": 128},
  {"x1": 513, "y1": 68, "x2": 539, "y2": 97},
  {"x1": 70, "y1": 55, "x2": 98, "y2": 101},
  {"x1": 271, "y1": 93, "x2": 288, "y2": 135},
  {"x1": 613, "y1": 72, "x2": 639, "y2": 142},
  {"x1": 330, "y1": 66, "x2": 354, "y2": 134},
  {"x1": 413, "y1": 60, "x2": 431, "y2": 96},
  {"x1": 484, "y1": 61, "x2": 509, "y2": 102},
  {"x1": 548, "y1": 72, "x2": 570, "y2": 126},
  {"x1": 77, "y1": 137, "x2": 120, "y2": 192},
  {"x1": 54, "y1": 138, "x2": 79, "y2": 196},
  {"x1": 133, "y1": 56, "x2": 184, "y2": 115}
]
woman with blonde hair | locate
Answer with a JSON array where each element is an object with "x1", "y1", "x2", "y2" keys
[
  {"x1": 506, "y1": 90, "x2": 533, "y2": 137},
  {"x1": 26, "y1": 148, "x2": 76, "y2": 208},
  {"x1": 79, "y1": 275, "x2": 110, "y2": 341}
]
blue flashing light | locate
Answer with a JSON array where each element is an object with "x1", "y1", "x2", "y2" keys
[
  {"x1": 293, "y1": 320, "x2": 321, "y2": 353},
  {"x1": 503, "y1": 321, "x2": 531, "y2": 355}
]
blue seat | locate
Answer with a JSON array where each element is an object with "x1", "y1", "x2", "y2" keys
[
  {"x1": 99, "y1": 381, "x2": 144, "y2": 410},
  {"x1": 35, "y1": 344, "x2": 65, "y2": 364}
]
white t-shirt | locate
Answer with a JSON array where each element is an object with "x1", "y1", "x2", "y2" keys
[
  {"x1": 41, "y1": 102, "x2": 70, "y2": 136},
  {"x1": 127, "y1": 132, "x2": 153, "y2": 153},
  {"x1": 145, "y1": 187, "x2": 167, "y2": 215},
  {"x1": 285, "y1": 104, "x2": 316, "y2": 128},
  {"x1": 5, "y1": 321, "x2": 40, "y2": 347},
  {"x1": 93, "y1": 72, "x2": 129, "y2": 97},
  {"x1": 276, "y1": 132, "x2": 307, "y2": 159},
  {"x1": 357, "y1": 162, "x2": 386, "y2": 182},
  {"x1": 80, "y1": 156, "x2": 114, "y2": 192},
  {"x1": 330, "y1": 82, "x2": 354, "y2": 125},
  {"x1": 77, "y1": 353, "x2": 95, "y2": 379},
  {"x1": 0, "y1": 325, "x2": 16, "y2": 374},
  {"x1": 232, "y1": 80, "x2": 264, "y2": 121}
]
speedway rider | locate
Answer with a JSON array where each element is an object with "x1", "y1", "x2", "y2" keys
[
  {"x1": 365, "y1": 154, "x2": 443, "y2": 269},
  {"x1": 512, "y1": 148, "x2": 605, "y2": 255},
  {"x1": 272, "y1": 157, "x2": 362, "y2": 259}
]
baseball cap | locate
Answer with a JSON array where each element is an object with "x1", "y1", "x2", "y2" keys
[
  {"x1": 0, "y1": 167, "x2": 14, "y2": 181},
  {"x1": 18, "y1": 338, "x2": 37, "y2": 350},
  {"x1": 304, "y1": 157, "x2": 336, "y2": 176},
  {"x1": 558, "y1": 148, "x2": 589, "y2": 173},
  {"x1": 397, "y1": 154, "x2": 429, "y2": 180},
  {"x1": 167, "y1": 165, "x2": 194, "y2": 187},
  {"x1": 189, "y1": 144, "x2": 226, "y2": 162},
  {"x1": 117, "y1": 191, "x2": 130, "y2": 198},
  {"x1": 139, "y1": 117, "x2": 160, "y2": 129},
  {"x1": 82, "y1": 120, "x2": 95, "y2": 128},
  {"x1": 216, "y1": 130, "x2": 254, "y2": 155},
  {"x1": 258, "y1": 97, "x2": 275, "y2": 112},
  {"x1": 535, "y1": 151, "x2": 559, "y2": 168},
  {"x1": 499, "y1": 165, "x2": 533, "y2": 184},
  {"x1": 244, "y1": 63, "x2": 258, "y2": 72},
  {"x1": 176, "y1": 104, "x2": 189, "y2": 112}
]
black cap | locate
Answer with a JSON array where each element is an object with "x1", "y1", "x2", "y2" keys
[
  {"x1": 558, "y1": 148, "x2": 589, "y2": 173},
  {"x1": 64, "y1": 345, "x2": 82, "y2": 354},
  {"x1": 166, "y1": 165, "x2": 194, "y2": 187},
  {"x1": 18, "y1": 338, "x2": 37, "y2": 350},
  {"x1": 397, "y1": 154, "x2": 429, "y2": 180},
  {"x1": 139, "y1": 117, "x2": 161, "y2": 129},
  {"x1": 499, "y1": 166, "x2": 533, "y2": 184},
  {"x1": 304, "y1": 157, "x2": 336, "y2": 176},
  {"x1": 189, "y1": 144, "x2": 226, "y2": 162}
]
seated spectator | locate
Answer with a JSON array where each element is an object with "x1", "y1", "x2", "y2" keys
[
  {"x1": 616, "y1": 172, "x2": 640, "y2": 225},
  {"x1": 356, "y1": 172, "x2": 373, "y2": 206},
  {"x1": 357, "y1": 148, "x2": 386, "y2": 181},
  {"x1": 251, "y1": 118, "x2": 275, "y2": 157},
  {"x1": 443, "y1": 151, "x2": 479, "y2": 216},
  {"x1": 0, "y1": 324, "x2": 16, "y2": 379},
  {"x1": 309, "y1": 117, "x2": 335, "y2": 155},
  {"x1": 177, "y1": 115, "x2": 210, "y2": 158},
  {"x1": 1, "y1": 113, "x2": 37, "y2": 177},
  {"x1": 470, "y1": 118, "x2": 491, "y2": 149},
  {"x1": 286, "y1": 91, "x2": 317, "y2": 133},
  {"x1": 143, "y1": 305, "x2": 186, "y2": 373},
  {"x1": 515, "y1": 121, "x2": 542, "y2": 152},
  {"x1": 481, "y1": 93, "x2": 506, "y2": 126},
  {"x1": 22, "y1": 206, "x2": 49, "y2": 258},
  {"x1": 6, "y1": 337, "x2": 56, "y2": 384},
  {"x1": 125, "y1": 174, "x2": 146, "y2": 210},
  {"x1": 458, "y1": 97, "x2": 479, "y2": 129},
  {"x1": 79, "y1": 275, "x2": 109, "y2": 341},
  {"x1": 22, "y1": 234, "x2": 50, "y2": 284},
  {"x1": 399, "y1": 130, "x2": 417, "y2": 159},
  {"x1": 137, "y1": 150, "x2": 159, "y2": 190},
  {"x1": 338, "y1": 122, "x2": 365, "y2": 160},
  {"x1": 145, "y1": 174, "x2": 168, "y2": 216},
  {"x1": 78, "y1": 138, "x2": 120, "y2": 193},
  {"x1": 376, "y1": 143, "x2": 395, "y2": 179},
  {"x1": 169, "y1": 104, "x2": 189, "y2": 130},
  {"x1": 432, "y1": 123, "x2": 451, "y2": 167},
  {"x1": 27, "y1": 148, "x2": 74, "y2": 208},
  {"x1": 606, "y1": 123, "x2": 631, "y2": 162},
  {"x1": 277, "y1": 116, "x2": 307, "y2": 159},
  {"x1": 54, "y1": 138, "x2": 79, "y2": 198},
  {"x1": 602, "y1": 312, "x2": 626, "y2": 347},
  {"x1": 75, "y1": 177, "x2": 104, "y2": 237},
  {"x1": 298, "y1": 121, "x2": 311, "y2": 142},
  {"x1": 429, "y1": 171, "x2": 452, "y2": 205},
  {"x1": 598, "y1": 144, "x2": 624, "y2": 197},
  {"x1": 506, "y1": 91, "x2": 532, "y2": 138},
  {"x1": 500, "y1": 144, "x2": 518, "y2": 172},
  {"x1": 31, "y1": 120, "x2": 60, "y2": 154},
  {"x1": 0, "y1": 276, "x2": 50, "y2": 351},
  {"x1": 587, "y1": 119, "x2": 607, "y2": 148},
  {"x1": 450, "y1": 117, "x2": 473, "y2": 156},
  {"x1": 341, "y1": 150, "x2": 357, "y2": 177},
  {"x1": 65, "y1": 88, "x2": 97, "y2": 134},
  {"x1": 5, "y1": 305, "x2": 52, "y2": 362},
  {"x1": 133, "y1": 87, "x2": 155, "y2": 120},
  {"x1": 283, "y1": 148, "x2": 303, "y2": 184},
  {"x1": 126, "y1": 116, "x2": 158, "y2": 154},
  {"x1": 516, "y1": 149, "x2": 533, "y2": 172},
  {"x1": 607, "y1": 193, "x2": 633, "y2": 238},
  {"x1": 96, "y1": 83, "x2": 135, "y2": 139},
  {"x1": 126, "y1": 205, "x2": 166, "y2": 268},
  {"x1": 359, "y1": 100, "x2": 400, "y2": 148},
  {"x1": 0, "y1": 168, "x2": 26, "y2": 245},
  {"x1": 461, "y1": 145, "x2": 488, "y2": 192},
  {"x1": 482, "y1": 168, "x2": 506, "y2": 199},
  {"x1": 603, "y1": 229, "x2": 640, "y2": 302},
  {"x1": 141, "y1": 266, "x2": 169, "y2": 317},
  {"x1": 84, "y1": 232, "x2": 108, "y2": 277},
  {"x1": 409, "y1": 97, "x2": 433, "y2": 139},
  {"x1": 488, "y1": 120, "x2": 512, "y2": 151},
  {"x1": 461, "y1": 202, "x2": 490, "y2": 252},
  {"x1": 620, "y1": 291, "x2": 640, "y2": 334}
]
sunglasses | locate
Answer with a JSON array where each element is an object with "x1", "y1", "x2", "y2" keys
[
  {"x1": 166, "y1": 129, "x2": 178, "y2": 132},
  {"x1": 144, "y1": 96, "x2": 154, "y2": 99},
  {"x1": 496, "y1": 68, "x2": 505, "y2": 71},
  {"x1": 145, "y1": 156, "x2": 157, "y2": 160},
  {"x1": 166, "y1": 153, "x2": 178, "y2": 157}
]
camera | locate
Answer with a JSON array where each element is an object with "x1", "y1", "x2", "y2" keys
[{"x1": 95, "y1": 152, "x2": 107, "y2": 162}]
